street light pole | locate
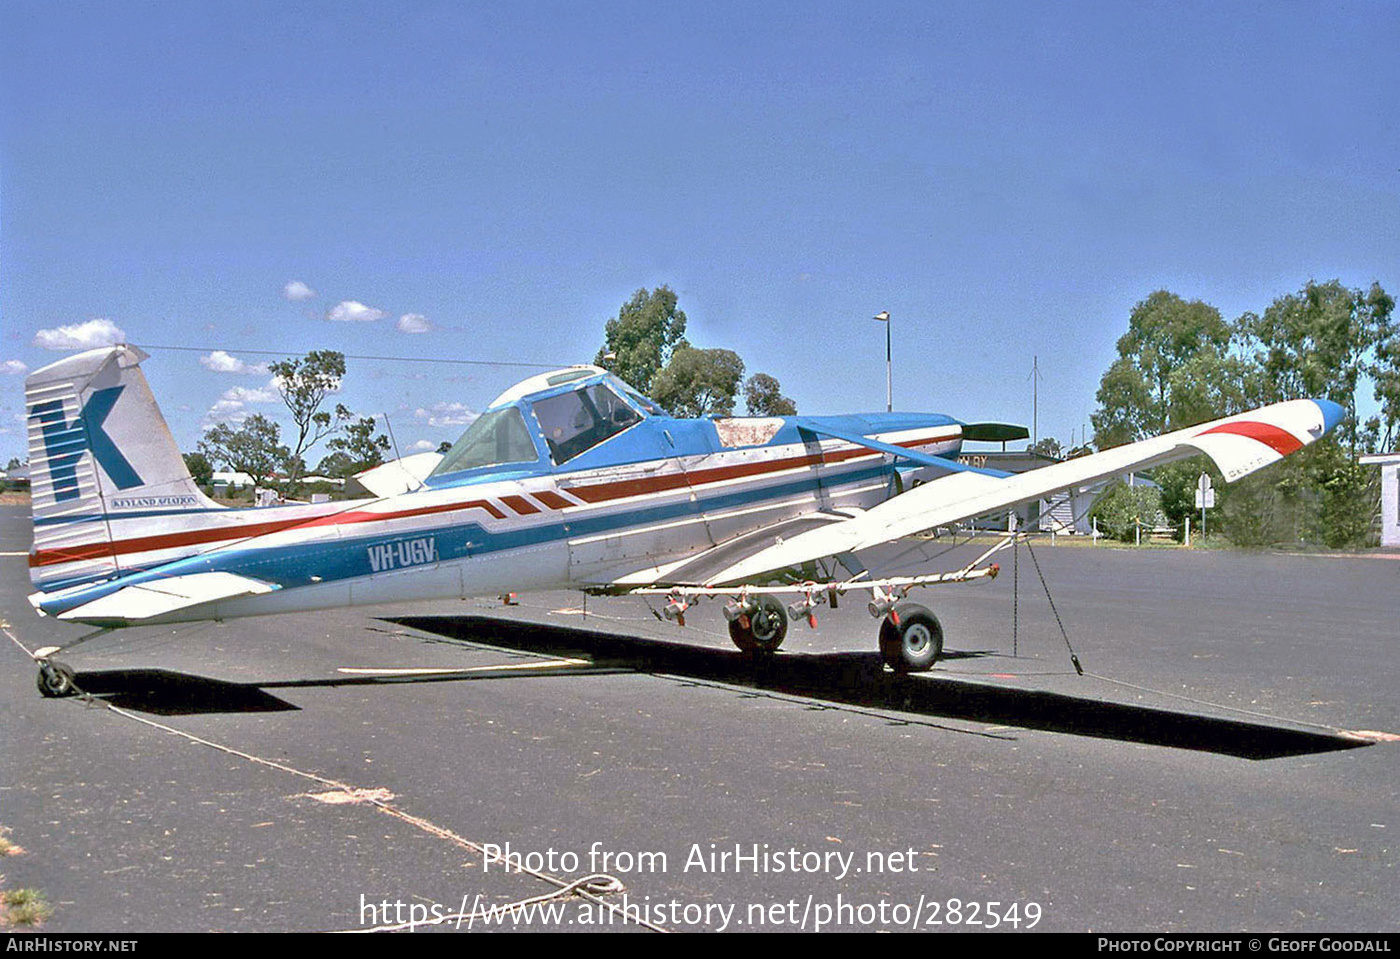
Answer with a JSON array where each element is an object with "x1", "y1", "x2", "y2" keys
[
  {"x1": 874, "y1": 310, "x2": 891, "y2": 411},
  {"x1": 1028, "y1": 355, "x2": 1042, "y2": 450}
]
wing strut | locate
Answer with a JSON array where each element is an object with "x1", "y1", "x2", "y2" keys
[{"x1": 792, "y1": 418, "x2": 1010, "y2": 477}]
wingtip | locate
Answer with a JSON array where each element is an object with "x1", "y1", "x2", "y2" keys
[{"x1": 1314, "y1": 399, "x2": 1346, "y2": 436}]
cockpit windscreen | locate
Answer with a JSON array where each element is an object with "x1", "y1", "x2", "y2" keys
[{"x1": 430, "y1": 406, "x2": 538, "y2": 477}]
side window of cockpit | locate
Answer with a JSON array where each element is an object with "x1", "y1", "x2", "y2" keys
[{"x1": 532, "y1": 384, "x2": 641, "y2": 464}]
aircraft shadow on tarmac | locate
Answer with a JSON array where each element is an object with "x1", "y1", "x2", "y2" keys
[
  {"x1": 67, "y1": 660, "x2": 632, "y2": 716},
  {"x1": 65, "y1": 614, "x2": 1367, "y2": 761},
  {"x1": 385, "y1": 614, "x2": 1367, "y2": 762},
  {"x1": 72, "y1": 669, "x2": 301, "y2": 716}
]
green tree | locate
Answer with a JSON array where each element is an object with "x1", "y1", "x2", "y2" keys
[
  {"x1": 182, "y1": 451, "x2": 214, "y2": 487},
  {"x1": 1029, "y1": 437, "x2": 1062, "y2": 459},
  {"x1": 743, "y1": 373, "x2": 796, "y2": 416},
  {"x1": 198, "y1": 414, "x2": 289, "y2": 490},
  {"x1": 1091, "y1": 290, "x2": 1265, "y2": 543},
  {"x1": 1091, "y1": 291, "x2": 1236, "y2": 448},
  {"x1": 1163, "y1": 348, "x2": 1257, "y2": 431},
  {"x1": 651, "y1": 347, "x2": 745, "y2": 417},
  {"x1": 1089, "y1": 480, "x2": 1165, "y2": 542},
  {"x1": 1371, "y1": 284, "x2": 1400, "y2": 450},
  {"x1": 1239, "y1": 279, "x2": 1393, "y2": 453},
  {"x1": 315, "y1": 451, "x2": 356, "y2": 479},
  {"x1": 1232, "y1": 280, "x2": 1392, "y2": 548},
  {"x1": 267, "y1": 350, "x2": 352, "y2": 494},
  {"x1": 595, "y1": 286, "x2": 688, "y2": 393},
  {"x1": 321, "y1": 415, "x2": 391, "y2": 476}
]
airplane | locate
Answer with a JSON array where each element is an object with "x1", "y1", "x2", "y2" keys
[{"x1": 21, "y1": 343, "x2": 1343, "y2": 697}]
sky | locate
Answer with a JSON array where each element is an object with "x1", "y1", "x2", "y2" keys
[{"x1": 3, "y1": 0, "x2": 1398, "y2": 467}]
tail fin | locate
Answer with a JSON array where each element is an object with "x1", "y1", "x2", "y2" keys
[{"x1": 26, "y1": 344, "x2": 222, "y2": 589}]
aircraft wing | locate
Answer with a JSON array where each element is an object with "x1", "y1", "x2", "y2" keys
[
  {"x1": 708, "y1": 398, "x2": 1344, "y2": 585},
  {"x1": 48, "y1": 571, "x2": 279, "y2": 625}
]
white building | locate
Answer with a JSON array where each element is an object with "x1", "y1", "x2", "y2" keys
[{"x1": 1359, "y1": 453, "x2": 1400, "y2": 548}]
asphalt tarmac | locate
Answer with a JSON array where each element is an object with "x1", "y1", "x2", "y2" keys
[{"x1": 1, "y1": 504, "x2": 1396, "y2": 933}]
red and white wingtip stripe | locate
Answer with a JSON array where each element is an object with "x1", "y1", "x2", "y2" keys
[{"x1": 1187, "y1": 399, "x2": 1344, "y2": 482}]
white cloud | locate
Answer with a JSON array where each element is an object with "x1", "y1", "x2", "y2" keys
[
  {"x1": 409, "y1": 439, "x2": 437, "y2": 451},
  {"x1": 283, "y1": 280, "x2": 316, "y2": 301},
  {"x1": 201, "y1": 382, "x2": 280, "y2": 427},
  {"x1": 0, "y1": 360, "x2": 27, "y2": 376},
  {"x1": 199, "y1": 350, "x2": 270, "y2": 375},
  {"x1": 396, "y1": 313, "x2": 432, "y2": 334},
  {"x1": 33, "y1": 318, "x2": 126, "y2": 350},
  {"x1": 327, "y1": 300, "x2": 387, "y2": 323},
  {"x1": 413, "y1": 402, "x2": 477, "y2": 428},
  {"x1": 225, "y1": 384, "x2": 280, "y2": 404},
  {"x1": 203, "y1": 399, "x2": 251, "y2": 426}
]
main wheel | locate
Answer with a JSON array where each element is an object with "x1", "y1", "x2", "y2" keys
[
  {"x1": 879, "y1": 603, "x2": 943, "y2": 673},
  {"x1": 728, "y1": 594, "x2": 788, "y2": 654},
  {"x1": 36, "y1": 661, "x2": 76, "y2": 698}
]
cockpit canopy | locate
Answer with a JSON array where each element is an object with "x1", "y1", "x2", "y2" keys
[{"x1": 428, "y1": 367, "x2": 664, "y2": 480}]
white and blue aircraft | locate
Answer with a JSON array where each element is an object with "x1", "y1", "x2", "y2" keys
[{"x1": 22, "y1": 344, "x2": 1343, "y2": 695}]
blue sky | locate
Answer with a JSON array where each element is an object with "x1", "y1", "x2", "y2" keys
[{"x1": 3, "y1": 0, "x2": 1397, "y2": 466}]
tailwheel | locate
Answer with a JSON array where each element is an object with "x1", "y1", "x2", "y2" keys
[
  {"x1": 727, "y1": 594, "x2": 788, "y2": 654},
  {"x1": 879, "y1": 603, "x2": 943, "y2": 673},
  {"x1": 36, "y1": 661, "x2": 77, "y2": 698}
]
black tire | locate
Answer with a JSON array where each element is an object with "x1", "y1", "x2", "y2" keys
[
  {"x1": 36, "y1": 661, "x2": 76, "y2": 698},
  {"x1": 728, "y1": 594, "x2": 788, "y2": 654},
  {"x1": 879, "y1": 603, "x2": 943, "y2": 673}
]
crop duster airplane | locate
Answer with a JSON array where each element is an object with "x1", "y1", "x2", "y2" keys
[{"x1": 22, "y1": 344, "x2": 1342, "y2": 696}]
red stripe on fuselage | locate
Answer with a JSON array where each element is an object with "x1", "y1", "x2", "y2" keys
[
  {"x1": 566, "y1": 433, "x2": 959, "y2": 504},
  {"x1": 30, "y1": 431, "x2": 954, "y2": 568},
  {"x1": 1197, "y1": 421, "x2": 1303, "y2": 456},
  {"x1": 533, "y1": 490, "x2": 574, "y2": 510},
  {"x1": 30, "y1": 499, "x2": 507, "y2": 568}
]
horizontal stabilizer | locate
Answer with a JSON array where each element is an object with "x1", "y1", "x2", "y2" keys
[
  {"x1": 52, "y1": 571, "x2": 279, "y2": 625},
  {"x1": 960, "y1": 422, "x2": 1029, "y2": 443}
]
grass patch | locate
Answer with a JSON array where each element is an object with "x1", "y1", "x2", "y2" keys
[
  {"x1": 2, "y1": 887, "x2": 54, "y2": 927},
  {"x1": 0, "y1": 827, "x2": 53, "y2": 928},
  {"x1": 0, "y1": 827, "x2": 25, "y2": 857}
]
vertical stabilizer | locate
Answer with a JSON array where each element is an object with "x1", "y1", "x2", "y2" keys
[{"x1": 26, "y1": 344, "x2": 222, "y2": 589}]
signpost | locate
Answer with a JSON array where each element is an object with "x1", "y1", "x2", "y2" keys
[{"x1": 1194, "y1": 472, "x2": 1215, "y2": 538}]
